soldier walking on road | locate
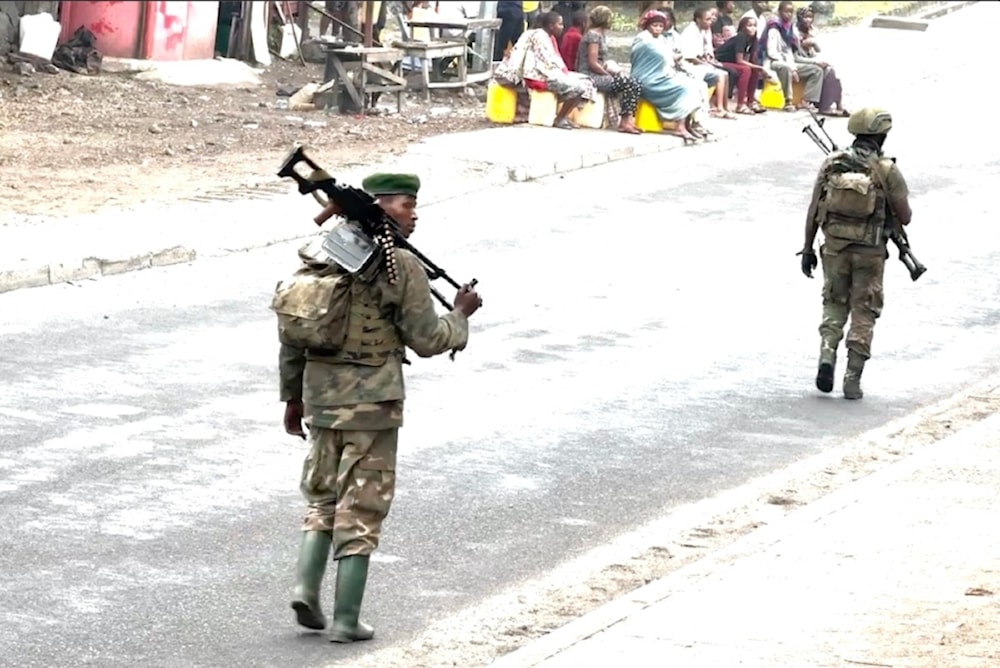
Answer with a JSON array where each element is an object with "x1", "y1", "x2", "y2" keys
[
  {"x1": 275, "y1": 173, "x2": 483, "y2": 642},
  {"x1": 798, "y1": 108, "x2": 913, "y2": 399}
]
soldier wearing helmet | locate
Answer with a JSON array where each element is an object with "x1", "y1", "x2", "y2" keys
[{"x1": 798, "y1": 108, "x2": 913, "y2": 400}]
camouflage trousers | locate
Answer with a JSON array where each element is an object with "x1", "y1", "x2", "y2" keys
[
  {"x1": 818, "y1": 248, "x2": 886, "y2": 359},
  {"x1": 299, "y1": 427, "x2": 398, "y2": 560}
]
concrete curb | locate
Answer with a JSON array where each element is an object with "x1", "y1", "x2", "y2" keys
[
  {"x1": 870, "y1": 15, "x2": 930, "y2": 30},
  {"x1": 488, "y1": 390, "x2": 1000, "y2": 668},
  {"x1": 919, "y1": 0, "x2": 979, "y2": 19},
  {"x1": 0, "y1": 246, "x2": 199, "y2": 293},
  {"x1": 0, "y1": 114, "x2": 793, "y2": 297},
  {"x1": 870, "y1": 0, "x2": 978, "y2": 28}
]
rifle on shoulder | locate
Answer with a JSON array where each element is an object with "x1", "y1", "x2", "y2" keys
[
  {"x1": 802, "y1": 110, "x2": 927, "y2": 282},
  {"x1": 277, "y1": 145, "x2": 477, "y2": 311}
]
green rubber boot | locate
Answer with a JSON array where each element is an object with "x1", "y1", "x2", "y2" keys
[
  {"x1": 290, "y1": 530, "x2": 332, "y2": 630},
  {"x1": 843, "y1": 351, "x2": 866, "y2": 400},
  {"x1": 328, "y1": 555, "x2": 375, "y2": 643},
  {"x1": 816, "y1": 340, "x2": 837, "y2": 394}
]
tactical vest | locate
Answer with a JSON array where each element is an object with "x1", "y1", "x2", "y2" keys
[
  {"x1": 819, "y1": 149, "x2": 889, "y2": 248},
  {"x1": 270, "y1": 250, "x2": 401, "y2": 367},
  {"x1": 325, "y1": 281, "x2": 402, "y2": 367}
]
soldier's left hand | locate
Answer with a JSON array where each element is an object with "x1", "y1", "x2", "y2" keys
[
  {"x1": 283, "y1": 400, "x2": 307, "y2": 440},
  {"x1": 797, "y1": 249, "x2": 818, "y2": 278}
]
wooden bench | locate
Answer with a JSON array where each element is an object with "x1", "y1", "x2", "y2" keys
[{"x1": 317, "y1": 44, "x2": 406, "y2": 114}]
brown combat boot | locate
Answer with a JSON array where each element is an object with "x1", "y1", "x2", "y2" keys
[
  {"x1": 816, "y1": 340, "x2": 837, "y2": 393},
  {"x1": 842, "y1": 351, "x2": 866, "y2": 400},
  {"x1": 328, "y1": 555, "x2": 375, "y2": 643}
]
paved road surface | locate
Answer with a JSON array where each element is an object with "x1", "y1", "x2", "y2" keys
[{"x1": 2, "y1": 4, "x2": 998, "y2": 667}]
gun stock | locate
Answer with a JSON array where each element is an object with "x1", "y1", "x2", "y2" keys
[{"x1": 888, "y1": 228, "x2": 927, "y2": 282}]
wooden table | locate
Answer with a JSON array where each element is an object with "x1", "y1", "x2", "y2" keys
[
  {"x1": 318, "y1": 43, "x2": 406, "y2": 114},
  {"x1": 394, "y1": 17, "x2": 501, "y2": 100}
]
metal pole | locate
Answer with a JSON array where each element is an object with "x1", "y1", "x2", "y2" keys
[{"x1": 363, "y1": 1, "x2": 375, "y2": 47}]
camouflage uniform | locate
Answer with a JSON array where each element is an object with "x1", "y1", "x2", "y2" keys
[
  {"x1": 278, "y1": 172, "x2": 469, "y2": 642},
  {"x1": 804, "y1": 126, "x2": 910, "y2": 399},
  {"x1": 280, "y1": 247, "x2": 467, "y2": 557}
]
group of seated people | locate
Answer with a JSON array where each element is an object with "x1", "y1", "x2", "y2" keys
[{"x1": 493, "y1": 1, "x2": 848, "y2": 142}]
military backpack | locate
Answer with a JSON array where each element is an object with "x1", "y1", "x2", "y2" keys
[{"x1": 820, "y1": 149, "x2": 890, "y2": 248}]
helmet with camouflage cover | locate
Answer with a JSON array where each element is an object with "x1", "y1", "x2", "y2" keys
[{"x1": 847, "y1": 108, "x2": 892, "y2": 136}]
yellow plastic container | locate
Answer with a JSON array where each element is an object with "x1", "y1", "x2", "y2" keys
[
  {"x1": 635, "y1": 99, "x2": 662, "y2": 132},
  {"x1": 568, "y1": 92, "x2": 607, "y2": 129},
  {"x1": 759, "y1": 79, "x2": 785, "y2": 110},
  {"x1": 485, "y1": 80, "x2": 518, "y2": 124},
  {"x1": 527, "y1": 89, "x2": 558, "y2": 127}
]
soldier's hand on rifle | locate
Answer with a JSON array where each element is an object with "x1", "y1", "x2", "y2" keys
[
  {"x1": 454, "y1": 284, "x2": 483, "y2": 318},
  {"x1": 283, "y1": 399, "x2": 307, "y2": 440},
  {"x1": 797, "y1": 249, "x2": 818, "y2": 278}
]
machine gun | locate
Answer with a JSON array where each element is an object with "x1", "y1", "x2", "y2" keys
[
  {"x1": 802, "y1": 111, "x2": 927, "y2": 282},
  {"x1": 277, "y1": 145, "x2": 478, "y2": 360}
]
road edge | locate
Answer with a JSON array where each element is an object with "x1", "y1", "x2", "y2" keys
[{"x1": 486, "y1": 372, "x2": 1000, "y2": 667}]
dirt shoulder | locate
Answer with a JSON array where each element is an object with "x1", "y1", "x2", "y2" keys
[{"x1": 0, "y1": 58, "x2": 489, "y2": 221}]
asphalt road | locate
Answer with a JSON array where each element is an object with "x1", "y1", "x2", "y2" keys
[{"x1": 2, "y1": 4, "x2": 998, "y2": 667}]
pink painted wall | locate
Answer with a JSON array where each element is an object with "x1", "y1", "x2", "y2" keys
[
  {"x1": 58, "y1": 1, "x2": 220, "y2": 60},
  {"x1": 147, "y1": 1, "x2": 220, "y2": 61},
  {"x1": 181, "y1": 1, "x2": 220, "y2": 60},
  {"x1": 59, "y1": 1, "x2": 144, "y2": 59}
]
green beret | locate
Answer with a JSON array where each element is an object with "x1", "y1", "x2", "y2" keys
[{"x1": 361, "y1": 172, "x2": 421, "y2": 198}]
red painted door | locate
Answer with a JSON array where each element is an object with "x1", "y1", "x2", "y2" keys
[{"x1": 59, "y1": 1, "x2": 144, "y2": 59}]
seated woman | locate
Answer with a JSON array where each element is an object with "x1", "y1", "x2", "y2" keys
[
  {"x1": 715, "y1": 16, "x2": 770, "y2": 114},
  {"x1": 659, "y1": 8, "x2": 714, "y2": 117},
  {"x1": 679, "y1": 6, "x2": 735, "y2": 119},
  {"x1": 576, "y1": 5, "x2": 642, "y2": 134},
  {"x1": 797, "y1": 7, "x2": 848, "y2": 117},
  {"x1": 630, "y1": 10, "x2": 711, "y2": 142},
  {"x1": 494, "y1": 11, "x2": 598, "y2": 129}
]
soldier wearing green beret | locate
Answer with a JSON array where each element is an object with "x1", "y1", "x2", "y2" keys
[{"x1": 278, "y1": 172, "x2": 483, "y2": 642}]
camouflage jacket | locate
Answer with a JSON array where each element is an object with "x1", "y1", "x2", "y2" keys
[
  {"x1": 807, "y1": 143, "x2": 910, "y2": 255},
  {"x1": 278, "y1": 249, "x2": 469, "y2": 430}
]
